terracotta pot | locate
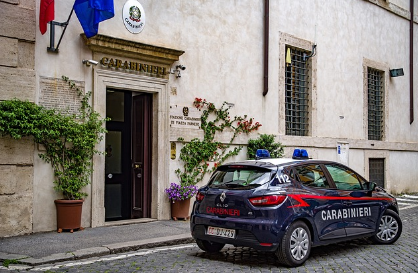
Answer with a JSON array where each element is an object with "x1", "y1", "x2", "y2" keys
[
  {"x1": 170, "y1": 198, "x2": 191, "y2": 221},
  {"x1": 54, "y1": 199, "x2": 84, "y2": 233}
]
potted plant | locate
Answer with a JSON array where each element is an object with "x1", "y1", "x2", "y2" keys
[
  {"x1": 169, "y1": 98, "x2": 261, "y2": 219},
  {"x1": 165, "y1": 183, "x2": 198, "y2": 220},
  {"x1": 0, "y1": 76, "x2": 106, "y2": 232}
]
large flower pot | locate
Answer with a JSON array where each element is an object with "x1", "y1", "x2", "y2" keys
[
  {"x1": 54, "y1": 199, "x2": 84, "y2": 233},
  {"x1": 170, "y1": 198, "x2": 191, "y2": 221}
]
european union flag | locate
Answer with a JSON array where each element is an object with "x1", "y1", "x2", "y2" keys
[{"x1": 74, "y1": 0, "x2": 114, "y2": 38}]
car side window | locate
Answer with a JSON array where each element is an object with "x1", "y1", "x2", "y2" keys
[
  {"x1": 325, "y1": 164, "x2": 362, "y2": 190},
  {"x1": 295, "y1": 164, "x2": 329, "y2": 188}
]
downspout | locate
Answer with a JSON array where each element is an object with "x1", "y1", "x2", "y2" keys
[
  {"x1": 410, "y1": 0, "x2": 414, "y2": 124},
  {"x1": 263, "y1": 0, "x2": 269, "y2": 96}
]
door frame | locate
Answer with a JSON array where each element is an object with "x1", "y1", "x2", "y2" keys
[{"x1": 91, "y1": 69, "x2": 170, "y2": 227}]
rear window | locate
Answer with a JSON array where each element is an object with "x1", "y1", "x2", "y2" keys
[{"x1": 208, "y1": 166, "x2": 273, "y2": 189}]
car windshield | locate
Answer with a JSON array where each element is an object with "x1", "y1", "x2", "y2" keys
[{"x1": 208, "y1": 166, "x2": 273, "y2": 189}]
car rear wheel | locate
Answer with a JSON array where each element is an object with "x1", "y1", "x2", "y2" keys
[
  {"x1": 276, "y1": 221, "x2": 311, "y2": 267},
  {"x1": 371, "y1": 209, "x2": 402, "y2": 244},
  {"x1": 195, "y1": 239, "x2": 225, "y2": 253}
]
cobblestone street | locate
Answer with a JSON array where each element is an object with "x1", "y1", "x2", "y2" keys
[{"x1": 4, "y1": 204, "x2": 417, "y2": 273}]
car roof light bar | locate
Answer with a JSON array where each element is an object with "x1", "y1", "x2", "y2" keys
[
  {"x1": 292, "y1": 149, "x2": 309, "y2": 159},
  {"x1": 256, "y1": 149, "x2": 271, "y2": 159}
]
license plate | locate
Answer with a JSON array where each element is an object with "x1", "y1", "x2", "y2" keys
[{"x1": 207, "y1": 226, "x2": 235, "y2": 238}]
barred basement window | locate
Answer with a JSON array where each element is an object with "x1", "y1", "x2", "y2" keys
[
  {"x1": 369, "y1": 158, "x2": 385, "y2": 188},
  {"x1": 285, "y1": 46, "x2": 310, "y2": 136},
  {"x1": 367, "y1": 68, "x2": 384, "y2": 140}
]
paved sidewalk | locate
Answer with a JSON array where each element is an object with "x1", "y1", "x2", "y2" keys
[{"x1": 0, "y1": 220, "x2": 192, "y2": 267}]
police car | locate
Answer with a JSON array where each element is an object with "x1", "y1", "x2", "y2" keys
[{"x1": 190, "y1": 149, "x2": 402, "y2": 267}]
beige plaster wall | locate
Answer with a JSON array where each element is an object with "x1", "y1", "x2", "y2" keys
[{"x1": 387, "y1": 151, "x2": 418, "y2": 193}]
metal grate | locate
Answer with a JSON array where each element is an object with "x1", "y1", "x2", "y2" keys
[
  {"x1": 285, "y1": 46, "x2": 310, "y2": 136},
  {"x1": 369, "y1": 158, "x2": 385, "y2": 188},
  {"x1": 367, "y1": 68, "x2": 384, "y2": 140}
]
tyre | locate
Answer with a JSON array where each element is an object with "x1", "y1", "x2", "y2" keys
[
  {"x1": 371, "y1": 209, "x2": 402, "y2": 244},
  {"x1": 276, "y1": 221, "x2": 311, "y2": 267},
  {"x1": 195, "y1": 239, "x2": 225, "y2": 253}
]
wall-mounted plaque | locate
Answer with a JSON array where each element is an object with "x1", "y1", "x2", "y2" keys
[
  {"x1": 122, "y1": 0, "x2": 146, "y2": 34},
  {"x1": 169, "y1": 105, "x2": 201, "y2": 130}
]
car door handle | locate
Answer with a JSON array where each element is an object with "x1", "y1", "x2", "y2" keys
[{"x1": 343, "y1": 201, "x2": 352, "y2": 206}]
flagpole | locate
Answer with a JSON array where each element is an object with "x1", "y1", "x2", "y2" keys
[
  {"x1": 47, "y1": 7, "x2": 74, "y2": 53},
  {"x1": 56, "y1": 8, "x2": 74, "y2": 51}
]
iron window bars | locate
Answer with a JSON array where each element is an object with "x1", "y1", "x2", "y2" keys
[
  {"x1": 367, "y1": 68, "x2": 384, "y2": 141},
  {"x1": 285, "y1": 46, "x2": 310, "y2": 136}
]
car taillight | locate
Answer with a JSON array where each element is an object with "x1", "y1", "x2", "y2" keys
[
  {"x1": 196, "y1": 192, "x2": 205, "y2": 202},
  {"x1": 249, "y1": 195, "x2": 286, "y2": 206}
]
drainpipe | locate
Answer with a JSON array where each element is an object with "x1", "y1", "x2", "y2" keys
[
  {"x1": 263, "y1": 0, "x2": 269, "y2": 96},
  {"x1": 410, "y1": 0, "x2": 414, "y2": 124}
]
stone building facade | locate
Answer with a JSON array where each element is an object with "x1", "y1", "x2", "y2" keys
[
  {"x1": 0, "y1": 0, "x2": 417, "y2": 237},
  {"x1": 0, "y1": 0, "x2": 36, "y2": 237}
]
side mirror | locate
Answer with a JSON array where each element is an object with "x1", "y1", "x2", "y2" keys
[{"x1": 366, "y1": 181, "x2": 377, "y2": 191}]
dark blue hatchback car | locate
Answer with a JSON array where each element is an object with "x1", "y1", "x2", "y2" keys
[{"x1": 190, "y1": 149, "x2": 402, "y2": 267}]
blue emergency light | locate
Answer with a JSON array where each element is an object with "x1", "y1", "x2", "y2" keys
[
  {"x1": 292, "y1": 149, "x2": 309, "y2": 159},
  {"x1": 255, "y1": 149, "x2": 270, "y2": 159}
]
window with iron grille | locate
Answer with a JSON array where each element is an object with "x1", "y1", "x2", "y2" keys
[
  {"x1": 369, "y1": 158, "x2": 385, "y2": 188},
  {"x1": 367, "y1": 68, "x2": 384, "y2": 140},
  {"x1": 285, "y1": 46, "x2": 310, "y2": 136}
]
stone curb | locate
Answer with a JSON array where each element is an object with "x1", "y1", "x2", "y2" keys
[
  {"x1": 104, "y1": 234, "x2": 195, "y2": 254},
  {"x1": 0, "y1": 233, "x2": 193, "y2": 267}
]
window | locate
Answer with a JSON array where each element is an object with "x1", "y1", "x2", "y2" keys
[
  {"x1": 367, "y1": 68, "x2": 384, "y2": 140},
  {"x1": 325, "y1": 164, "x2": 362, "y2": 190},
  {"x1": 285, "y1": 46, "x2": 310, "y2": 136},
  {"x1": 209, "y1": 166, "x2": 272, "y2": 189},
  {"x1": 295, "y1": 164, "x2": 329, "y2": 188},
  {"x1": 369, "y1": 158, "x2": 385, "y2": 188}
]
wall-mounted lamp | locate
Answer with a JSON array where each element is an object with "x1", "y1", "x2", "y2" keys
[
  {"x1": 389, "y1": 68, "x2": 404, "y2": 77},
  {"x1": 82, "y1": 59, "x2": 99, "y2": 66},
  {"x1": 169, "y1": 64, "x2": 186, "y2": 78},
  {"x1": 303, "y1": 44, "x2": 317, "y2": 62}
]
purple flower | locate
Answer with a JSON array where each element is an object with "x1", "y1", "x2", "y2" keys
[{"x1": 165, "y1": 183, "x2": 198, "y2": 201}]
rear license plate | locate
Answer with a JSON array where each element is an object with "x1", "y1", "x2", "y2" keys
[{"x1": 207, "y1": 226, "x2": 235, "y2": 238}]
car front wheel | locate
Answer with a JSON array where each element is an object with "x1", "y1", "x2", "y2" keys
[
  {"x1": 371, "y1": 209, "x2": 402, "y2": 244},
  {"x1": 195, "y1": 239, "x2": 225, "y2": 253},
  {"x1": 276, "y1": 221, "x2": 311, "y2": 267}
]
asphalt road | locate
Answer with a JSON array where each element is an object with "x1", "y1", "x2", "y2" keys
[{"x1": 3, "y1": 204, "x2": 417, "y2": 273}]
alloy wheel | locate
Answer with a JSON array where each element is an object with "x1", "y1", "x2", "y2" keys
[{"x1": 376, "y1": 215, "x2": 399, "y2": 241}]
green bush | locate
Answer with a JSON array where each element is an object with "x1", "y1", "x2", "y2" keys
[{"x1": 247, "y1": 134, "x2": 284, "y2": 159}]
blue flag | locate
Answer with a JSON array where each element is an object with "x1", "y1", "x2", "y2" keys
[{"x1": 74, "y1": 0, "x2": 114, "y2": 38}]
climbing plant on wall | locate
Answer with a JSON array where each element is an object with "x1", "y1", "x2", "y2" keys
[
  {"x1": 175, "y1": 98, "x2": 262, "y2": 187},
  {"x1": 0, "y1": 76, "x2": 107, "y2": 200}
]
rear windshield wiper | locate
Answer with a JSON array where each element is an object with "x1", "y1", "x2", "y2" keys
[{"x1": 213, "y1": 180, "x2": 260, "y2": 189}]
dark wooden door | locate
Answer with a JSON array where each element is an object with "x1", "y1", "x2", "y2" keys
[
  {"x1": 131, "y1": 94, "x2": 152, "y2": 218},
  {"x1": 105, "y1": 90, "x2": 152, "y2": 221}
]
